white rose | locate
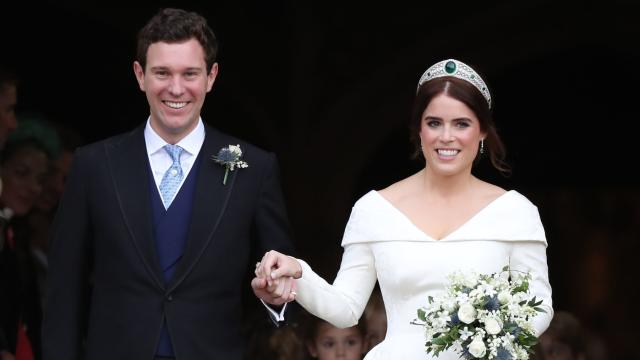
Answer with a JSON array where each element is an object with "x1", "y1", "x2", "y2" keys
[
  {"x1": 497, "y1": 290, "x2": 512, "y2": 304},
  {"x1": 458, "y1": 303, "x2": 477, "y2": 324},
  {"x1": 484, "y1": 317, "x2": 502, "y2": 335},
  {"x1": 468, "y1": 337, "x2": 486, "y2": 358}
]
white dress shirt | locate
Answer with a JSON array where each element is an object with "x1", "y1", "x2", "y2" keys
[{"x1": 144, "y1": 119, "x2": 205, "y2": 209}]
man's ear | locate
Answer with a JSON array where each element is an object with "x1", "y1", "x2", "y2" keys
[
  {"x1": 133, "y1": 61, "x2": 146, "y2": 91},
  {"x1": 206, "y1": 63, "x2": 219, "y2": 92}
]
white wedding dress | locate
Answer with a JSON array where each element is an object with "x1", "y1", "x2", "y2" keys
[{"x1": 295, "y1": 190, "x2": 553, "y2": 360}]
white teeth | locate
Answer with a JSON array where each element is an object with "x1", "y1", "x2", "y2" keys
[
  {"x1": 438, "y1": 149, "x2": 459, "y2": 156},
  {"x1": 164, "y1": 101, "x2": 187, "y2": 109}
]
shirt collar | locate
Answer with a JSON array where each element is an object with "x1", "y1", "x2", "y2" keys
[{"x1": 144, "y1": 118, "x2": 205, "y2": 156}]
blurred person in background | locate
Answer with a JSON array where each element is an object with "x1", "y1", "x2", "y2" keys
[
  {"x1": 304, "y1": 313, "x2": 367, "y2": 360},
  {"x1": 362, "y1": 286, "x2": 386, "y2": 353},
  {"x1": 0, "y1": 119, "x2": 55, "y2": 360}
]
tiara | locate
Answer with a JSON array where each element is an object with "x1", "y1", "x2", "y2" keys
[{"x1": 417, "y1": 59, "x2": 492, "y2": 108}]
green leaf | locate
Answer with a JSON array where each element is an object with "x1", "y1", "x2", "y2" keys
[
  {"x1": 417, "y1": 309, "x2": 426, "y2": 321},
  {"x1": 432, "y1": 337, "x2": 448, "y2": 346},
  {"x1": 527, "y1": 297, "x2": 543, "y2": 307},
  {"x1": 518, "y1": 333, "x2": 539, "y2": 347},
  {"x1": 512, "y1": 279, "x2": 529, "y2": 293}
]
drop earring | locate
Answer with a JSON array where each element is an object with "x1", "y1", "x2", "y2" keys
[{"x1": 480, "y1": 139, "x2": 484, "y2": 155}]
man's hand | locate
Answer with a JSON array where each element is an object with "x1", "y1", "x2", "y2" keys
[
  {"x1": 251, "y1": 275, "x2": 296, "y2": 306},
  {"x1": 251, "y1": 250, "x2": 301, "y2": 305}
]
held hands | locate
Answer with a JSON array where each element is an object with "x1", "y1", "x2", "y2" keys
[{"x1": 251, "y1": 250, "x2": 303, "y2": 306}]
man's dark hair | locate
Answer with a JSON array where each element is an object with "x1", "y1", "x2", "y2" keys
[{"x1": 136, "y1": 8, "x2": 218, "y2": 72}]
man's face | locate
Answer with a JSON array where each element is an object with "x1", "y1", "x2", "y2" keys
[
  {"x1": 0, "y1": 84, "x2": 18, "y2": 149},
  {"x1": 133, "y1": 38, "x2": 218, "y2": 143}
]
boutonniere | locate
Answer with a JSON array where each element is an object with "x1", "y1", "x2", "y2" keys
[{"x1": 212, "y1": 144, "x2": 249, "y2": 185}]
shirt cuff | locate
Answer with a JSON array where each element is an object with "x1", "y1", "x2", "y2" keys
[{"x1": 261, "y1": 299, "x2": 288, "y2": 322}]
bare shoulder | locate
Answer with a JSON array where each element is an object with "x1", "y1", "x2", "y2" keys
[
  {"x1": 475, "y1": 179, "x2": 508, "y2": 202},
  {"x1": 378, "y1": 171, "x2": 423, "y2": 203}
]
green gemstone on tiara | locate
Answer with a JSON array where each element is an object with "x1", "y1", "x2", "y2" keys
[{"x1": 445, "y1": 61, "x2": 457, "y2": 74}]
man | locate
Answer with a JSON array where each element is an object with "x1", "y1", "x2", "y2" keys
[{"x1": 42, "y1": 8, "x2": 294, "y2": 360}]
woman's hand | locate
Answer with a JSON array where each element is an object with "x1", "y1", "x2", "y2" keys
[
  {"x1": 258, "y1": 250, "x2": 303, "y2": 282},
  {"x1": 251, "y1": 250, "x2": 302, "y2": 305}
]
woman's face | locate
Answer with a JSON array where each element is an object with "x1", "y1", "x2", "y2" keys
[
  {"x1": 308, "y1": 322, "x2": 365, "y2": 360},
  {"x1": 0, "y1": 146, "x2": 48, "y2": 216},
  {"x1": 419, "y1": 93, "x2": 485, "y2": 176}
]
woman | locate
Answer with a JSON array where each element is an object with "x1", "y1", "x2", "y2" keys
[
  {"x1": 254, "y1": 59, "x2": 553, "y2": 359},
  {"x1": 0, "y1": 136, "x2": 51, "y2": 360}
]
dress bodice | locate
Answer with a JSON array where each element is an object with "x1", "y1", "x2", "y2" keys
[{"x1": 295, "y1": 190, "x2": 553, "y2": 360}]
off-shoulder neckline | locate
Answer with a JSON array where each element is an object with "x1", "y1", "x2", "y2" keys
[{"x1": 370, "y1": 190, "x2": 515, "y2": 241}]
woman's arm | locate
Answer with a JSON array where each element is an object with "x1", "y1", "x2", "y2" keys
[
  {"x1": 510, "y1": 240, "x2": 554, "y2": 335},
  {"x1": 256, "y1": 242, "x2": 377, "y2": 329}
]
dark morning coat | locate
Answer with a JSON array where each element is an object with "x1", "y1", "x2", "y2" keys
[{"x1": 41, "y1": 124, "x2": 294, "y2": 359}]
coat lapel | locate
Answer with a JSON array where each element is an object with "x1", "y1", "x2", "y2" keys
[
  {"x1": 168, "y1": 126, "x2": 237, "y2": 291},
  {"x1": 105, "y1": 125, "x2": 165, "y2": 290}
]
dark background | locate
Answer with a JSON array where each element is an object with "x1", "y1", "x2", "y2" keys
[{"x1": 2, "y1": 0, "x2": 639, "y2": 357}]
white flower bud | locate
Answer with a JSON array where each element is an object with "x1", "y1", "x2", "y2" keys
[
  {"x1": 458, "y1": 303, "x2": 477, "y2": 324},
  {"x1": 229, "y1": 144, "x2": 242, "y2": 155}
]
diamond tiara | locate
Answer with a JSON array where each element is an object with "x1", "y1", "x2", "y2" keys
[{"x1": 417, "y1": 59, "x2": 492, "y2": 108}]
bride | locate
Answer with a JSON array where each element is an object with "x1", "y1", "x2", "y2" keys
[{"x1": 252, "y1": 59, "x2": 553, "y2": 359}]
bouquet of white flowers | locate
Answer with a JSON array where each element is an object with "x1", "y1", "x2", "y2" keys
[{"x1": 414, "y1": 266, "x2": 545, "y2": 360}]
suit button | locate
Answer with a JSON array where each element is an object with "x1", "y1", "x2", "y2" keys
[{"x1": 166, "y1": 294, "x2": 173, "y2": 301}]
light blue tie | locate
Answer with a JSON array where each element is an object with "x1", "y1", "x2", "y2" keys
[{"x1": 159, "y1": 144, "x2": 184, "y2": 208}]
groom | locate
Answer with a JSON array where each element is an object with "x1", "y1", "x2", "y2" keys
[{"x1": 42, "y1": 8, "x2": 294, "y2": 360}]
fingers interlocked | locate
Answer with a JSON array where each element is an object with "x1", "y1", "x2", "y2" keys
[{"x1": 254, "y1": 250, "x2": 298, "y2": 302}]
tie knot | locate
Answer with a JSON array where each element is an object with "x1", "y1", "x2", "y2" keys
[{"x1": 164, "y1": 144, "x2": 183, "y2": 163}]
